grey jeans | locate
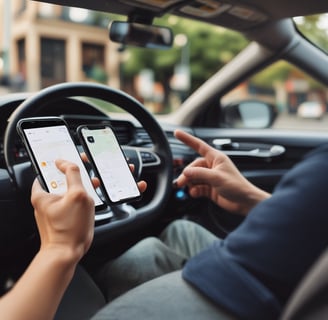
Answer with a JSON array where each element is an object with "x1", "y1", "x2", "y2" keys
[
  {"x1": 91, "y1": 270, "x2": 235, "y2": 320},
  {"x1": 94, "y1": 219, "x2": 218, "y2": 302},
  {"x1": 91, "y1": 220, "x2": 235, "y2": 320}
]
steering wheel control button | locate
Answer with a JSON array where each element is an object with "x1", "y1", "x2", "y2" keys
[{"x1": 141, "y1": 151, "x2": 157, "y2": 163}]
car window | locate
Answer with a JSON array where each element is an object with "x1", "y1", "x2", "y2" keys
[{"x1": 223, "y1": 61, "x2": 328, "y2": 131}]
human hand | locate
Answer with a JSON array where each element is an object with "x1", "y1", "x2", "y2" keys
[
  {"x1": 31, "y1": 159, "x2": 95, "y2": 264},
  {"x1": 80, "y1": 152, "x2": 147, "y2": 194},
  {"x1": 174, "y1": 130, "x2": 270, "y2": 216},
  {"x1": 129, "y1": 163, "x2": 147, "y2": 193}
]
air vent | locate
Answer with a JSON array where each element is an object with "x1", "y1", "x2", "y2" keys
[
  {"x1": 135, "y1": 128, "x2": 152, "y2": 145},
  {"x1": 111, "y1": 124, "x2": 132, "y2": 145}
]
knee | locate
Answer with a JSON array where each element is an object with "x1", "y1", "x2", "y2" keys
[
  {"x1": 133, "y1": 237, "x2": 164, "y2": 252},
  {"x1": 120, "y1": 237, "x2": 171, "y2": 262},
  {"x1": 160, "y1": 219, "x2": 196, "y2": 239},
  {"x1": 100, "y1": 237, "x2": 166, "y2": 272}
]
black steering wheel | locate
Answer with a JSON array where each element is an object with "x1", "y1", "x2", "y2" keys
[{"x1": 4, "y1": 82, "x2": 173, "y2": 243}]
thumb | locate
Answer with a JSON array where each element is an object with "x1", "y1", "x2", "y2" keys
[{"x1": 55, "y1": 159, "x2": 84, "y2": 192}]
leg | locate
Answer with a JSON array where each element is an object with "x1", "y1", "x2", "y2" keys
[
  {"x1": 94, "y1": 220, "x2": 218, "y2": 302},
  {"x1": 94, "y1": 237, "x2": 186, "y2": 302},
  {"x1": 91, "y1": 271, "x2": 234, "y2": 320},
  {"x1": 160, "y1": 219, "x2": 218, "y2": 258}
]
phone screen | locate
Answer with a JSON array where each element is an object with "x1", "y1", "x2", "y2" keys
[
  {"x1": 79, "y1": 125, "x2": 141, "y2": 204},
  {"x1": 18, "y1": 119, "x2": 106, "y2": 210}
]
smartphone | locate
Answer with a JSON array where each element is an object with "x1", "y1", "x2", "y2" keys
[
  {"x1": 16, "y1": 117, "x2": 107, "y2": 211},
  {"x1": 77, "y1": 124, "x2": 142, "y2": 205}
]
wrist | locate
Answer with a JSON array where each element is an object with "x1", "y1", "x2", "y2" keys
[
  {"x1": 240, "y1": 186, "x2": 271, "y2": 216},
  {"x1": 39, "y1": 244, "x2": 84, "y2": 269}
]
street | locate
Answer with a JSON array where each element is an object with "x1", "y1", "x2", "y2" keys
[{"x1": 273, "y1": 113, "x2": 328, "y2": 131}]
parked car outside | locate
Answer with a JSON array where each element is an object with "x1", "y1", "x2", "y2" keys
[{"x1": 297, "y1": 101, "x2": 326, "y2": 119}]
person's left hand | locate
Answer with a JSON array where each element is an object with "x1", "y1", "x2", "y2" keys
[{"x1": 31, "y1": 159, "x2": 96, "y2": 262}]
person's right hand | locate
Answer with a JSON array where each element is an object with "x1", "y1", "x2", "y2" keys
[
  {"x1": 174, "y1": 130, "x2": 271, "y2": 216},
  {"x1": 31, "y1": 159, "x2": 95, "y2": 263}
]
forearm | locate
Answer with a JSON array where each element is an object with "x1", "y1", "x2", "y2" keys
[{"x1": 0, "y1": 247, "x2": 79, "y2": 320}]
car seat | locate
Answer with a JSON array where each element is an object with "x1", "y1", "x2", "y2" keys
[{"x1": 280, "y1": 248, "x2": 328, "y2": 320}]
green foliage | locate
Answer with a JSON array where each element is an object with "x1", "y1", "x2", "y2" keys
[{"x1": 250, "y1": 61, "x2": 293, "y2": 88}]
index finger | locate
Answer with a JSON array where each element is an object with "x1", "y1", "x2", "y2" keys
[{"x1": 174, "y1": 129, "x2": 215, "y2": 159}]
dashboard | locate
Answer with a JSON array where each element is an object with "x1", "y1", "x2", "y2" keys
[
  {"x1": 0, "y1": 93, "x2": 195, "y2": 169},
  {"x1": 0, "y1": 90, "x2": 204, "y2": 264}
]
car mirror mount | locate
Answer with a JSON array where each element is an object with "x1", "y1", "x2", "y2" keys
[{"x1": 109, "y1": 20, "x2": 174, "y2": 50}]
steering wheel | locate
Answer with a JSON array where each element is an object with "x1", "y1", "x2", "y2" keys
[{"x1": 4, "y1": 82, "x2": 173, "y2": 243}]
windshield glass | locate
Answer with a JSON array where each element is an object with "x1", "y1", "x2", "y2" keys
[
  {"x1": 108, "y1": 15, "x2": 249, "y2": 114},
  {"x1": 1, "y1": 3, "x2": 328, "y2": 132},
  {"x1": 0, "y1": 2, "x2": 248, "y2": 115}
]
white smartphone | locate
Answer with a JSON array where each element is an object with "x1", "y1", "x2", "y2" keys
[
  {"x1": 16, "y1": 117, "x2": 108, "y2": 211},
  {"x1": 77, "y1": 124, "x2": 142, "y2": 205}
]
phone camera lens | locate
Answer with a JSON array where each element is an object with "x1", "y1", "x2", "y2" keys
[{"x1": 87, "y1": 136, "x2": 95, "y2": 143}]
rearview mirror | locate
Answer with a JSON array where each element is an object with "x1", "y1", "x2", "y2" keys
[{"x1": 109, "y1": 21, "x2": 173, "y2": 49}]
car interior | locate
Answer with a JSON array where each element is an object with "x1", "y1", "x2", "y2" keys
[{"x1": 1, "y1": 0, "x2": 328, "y2": 319}]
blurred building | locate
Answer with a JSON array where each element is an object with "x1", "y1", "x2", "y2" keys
[{"x1": 0, "y1": 0, "x2": 121, "y2": 92}]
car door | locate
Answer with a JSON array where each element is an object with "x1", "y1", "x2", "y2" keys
[{"x1": 188, "y1": 61, "x2": 328, "y2": 234}]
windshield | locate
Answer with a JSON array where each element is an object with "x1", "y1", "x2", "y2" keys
[
  {"x1": 1, "y1": 3, "x2": 328, "y2": 132},
  {"x1": 0, "y1": 2, "x2": 248, "y2": 115},
  {"x1": 118, "y1": 16, "x2": 249, "y2": 114}
]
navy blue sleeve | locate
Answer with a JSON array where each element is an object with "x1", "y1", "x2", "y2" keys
[{"x1": 183, "y1": 144, "x2": 328, "y2": 320}]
